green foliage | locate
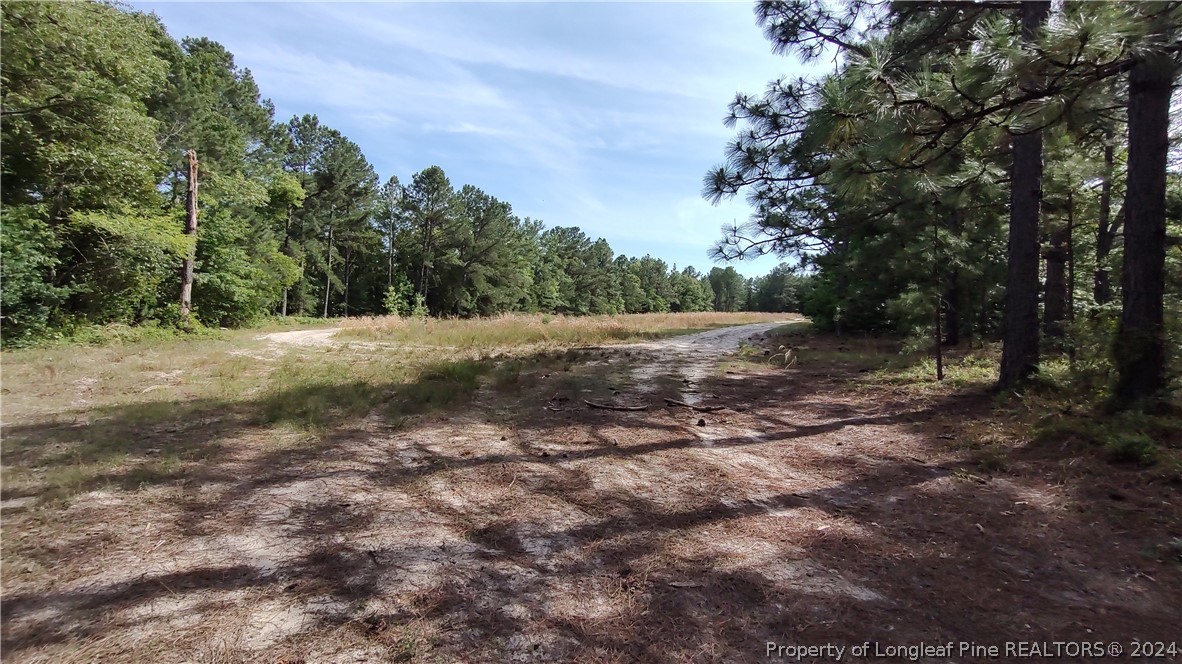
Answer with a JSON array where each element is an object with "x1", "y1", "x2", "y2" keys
[
  {"x1": 749, "y1": 263, "x2": 806, "y2": 313},
  {"x1": 67, "y1": 209, "x2": 191, "y2": 324},
  {"x1": 669, "y1": 267, "x2": 712, "y2": 313},
  {"x1": 383, "y1": 275, "x2": 414, "y2": 316},
  {"x1": 64, "y1": 321, "x2": 221, "y2": 347},
  {"x1": 1, "y1": 1, "x2": 167, "y2": 212},
  {"x1": 1, "y1": 0, "x2": 797, "y2": 344},
  {"x1": 0, "y1": 206, "x2": 70, "y2": 344},
  {"x1": 707, "y1": 267, "x2": 747, "y2": 312},
  {"x1": 705, "y1": 0, "x2": 1179, "y2": 396},
  {"x1": 1036, "y1": 410, "x2": 1179, "y2": 466},
  {"x1": 410, "y1": 293, "x2": 429, "y2": 320},
  {"x1": 1062, "y1": 307, "x2": 1121, "y2": 397},
  {"x1": 1105, "y1": 433, "x2": 1158, "y2": 465},
  {"x1": 1, "y1": 0, "x2": 170, "y2": 339}
]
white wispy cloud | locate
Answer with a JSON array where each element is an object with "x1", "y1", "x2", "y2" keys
[
  {"x1": 135, "y1": 0, "x2": 804, "y2": 275},
  {"x1": 301, "y1": 2, "x2": 773, "y2": 102}
]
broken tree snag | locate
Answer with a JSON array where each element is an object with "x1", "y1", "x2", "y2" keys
[
  {"x1": 663, "y1": 398, "x2": 726, "y2": 413},
  {"x1": 180, "y1": 149, "x2": 199, "y2": 318},
  {"x1": 584, "y1": 400, "x2": 648, "y2": 411}
]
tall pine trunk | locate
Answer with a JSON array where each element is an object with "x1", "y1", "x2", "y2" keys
[
  {"x1": 1065, "y1": 190, "x2": 1075, "y2": 323},
  {"x1": 1043, "y1": 224, "x2": 1068, "y2": 338},
  {"x1": 1113, "y1": 23, "x2": 1176, "y2": 406},
  {"x1": 834, "y1": 224, "x2": 851, "y2": 337},
  {"x1": 419, "y1": 215, "x2": 435, "y2": 303},
  {"x1": 387, "y1": 225, "x2": 395, "y2": 289},
  {"x1": 932, "y1": 224, "x2": 944, "y2": 380},
  {"x1": 943, "y1": 278, "x2": 961, "y2": 347},
  {"x1": 943, "y1": 209, "x2": 963, "y2": 347},
  {"x1": 1094, "y1": 138, "x2": 1116, "y2": 304},
  {"x1": 323, "y1": 223, "x2": 333, "y2": 319},
  {"x1": 999, "y1": 0, "x2": 1050, "y2": 388},
  {"x1": 343, "y1": 246, "x2": 351, "y2": 317},
  {"x1": 281, "y1": 208, "x2": 292, "y2": 317}
]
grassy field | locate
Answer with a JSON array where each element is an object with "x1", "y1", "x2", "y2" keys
[
  {"x1": 6, "y1": 311, "x2": 1172, "y2": 509},
  {"x1": 0, "y1": 312, "x2": 787, "y2": 506}
]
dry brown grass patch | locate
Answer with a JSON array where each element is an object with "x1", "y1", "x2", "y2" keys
[{"x1": 337, "y1": 311, "x2": 788, "y2": 348}]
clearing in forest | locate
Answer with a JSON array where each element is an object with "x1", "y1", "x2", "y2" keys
[{"x1": 1, "y1": 313, "x2": 1179, "y2": 663}]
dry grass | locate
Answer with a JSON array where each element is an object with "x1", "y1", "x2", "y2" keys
[
  {"x1": 337, "y1": 311, "x2": 787, "y2": 348},
  {"x1": 0, "y1": 336, "x2": 266, "y2": 423}
]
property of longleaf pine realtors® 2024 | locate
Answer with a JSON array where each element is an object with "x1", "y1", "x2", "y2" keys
[{"x1": 765, "y1": 641, "x2": 1133, "y2": 660}]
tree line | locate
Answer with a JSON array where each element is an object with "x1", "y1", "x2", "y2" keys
[
  {"x1": 0, "y1": 1, "x2": 806, "y2": 347},
  {"x1": 707, "y1": 0, "x2": 1181, "y2": 407}
]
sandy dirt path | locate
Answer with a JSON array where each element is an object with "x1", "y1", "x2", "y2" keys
[
  {"x1": 257, "y1": 321, "x2": 780, "y2": 353},
  {"x1": 257, "y1": 327, "x2": 340, "y2": 346},
  {"x1": 625, "y1": 321, "x2": 785, "y2": 401}
]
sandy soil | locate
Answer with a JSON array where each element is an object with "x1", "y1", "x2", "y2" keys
[
  {"x1": 257, "y1": 328, "x2": 341, "y2": 347},
  {"x1": 2, "y1": 326, "x2": 1179, "y2": 663},
  {"x1": 625, "y1": 322, "x2": 783, "y2": 403}
]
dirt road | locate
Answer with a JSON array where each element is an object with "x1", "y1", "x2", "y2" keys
[
  {"x1": 625, "y1": 321, "x2": 785, "y2": 401},
  {"x1": 256, "y1": 320, "x2": 782, "y2": 354},
  {"x1": 257, "y1": 328, "x2": 340, "y2": 346},
  {"x1": 3, "y1": 326, "x2": 1178, "y2": 663}
]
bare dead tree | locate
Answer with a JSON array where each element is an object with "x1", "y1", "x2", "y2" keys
[{"x1": 180, "y1": 150, "x2": 198, "y2": 320}]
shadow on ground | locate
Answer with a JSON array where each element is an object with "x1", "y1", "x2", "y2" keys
[{"x1": 2, "y1": 336, "x2": 1179, "y2": 663}]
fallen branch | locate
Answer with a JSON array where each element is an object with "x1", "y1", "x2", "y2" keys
[
  {"x1": 584, "y1": 399, "x2": 648, "y2": 411},
  {"x1": 664, "y1": 398, "x2": 727, "y2": 413}
]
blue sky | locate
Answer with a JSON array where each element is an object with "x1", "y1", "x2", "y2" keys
[{"x1": 135, "y1": 1, "x2": 812, "y2": 277}]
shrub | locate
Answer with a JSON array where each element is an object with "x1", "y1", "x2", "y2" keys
[
  {"x1": 1036, "y1": 410, "x2": 1177, "y2": 466},
  {"x1": 384, "y1": 277, "x2": 414, "y2": 316},
  {"x1": 410, "y1": 293, "x2": 429, "y2": 320},
  {"x1": 1104, "y1": 432, "x2": 1158, "y2": 465}
]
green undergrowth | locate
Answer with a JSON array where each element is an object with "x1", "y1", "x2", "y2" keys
[
  {"x1": 1034, "y1": 408, "x2": 1182, "y2": 466},
  {"x1": 749, "y1": 322, "x2": 1181, "y2": 470},
  {"x1": 4, "y1": 321, "x2": 226, "y2": 349}
]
